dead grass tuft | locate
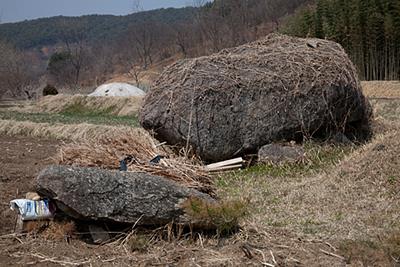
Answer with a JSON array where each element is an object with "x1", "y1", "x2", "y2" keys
[
  {"x1": 370, "y1": 99, "x2": 400, "y2": 122},
  {"x1": 182, "y1": 197, "x2": 249, "y2": 236},
  {"x1": 58, "y1": 129, "x2": 156, "y2": 169},
  {"x1": 0, "y1": 119, "x2": 142, "y2": 141},
  {"x1": 339, "y1": 231, "x2": 400, "y2": 266},
  {"x1": 41, "y1": 221, "x2": 76, "y2": 241},
  {"x1": 339, "y1": 239, "x2": 391, "y2": 266},
  {"x1": 58, "y1": 132, "x2": 215, "y2": 195},
  {"x1": 14, "y1": 94, "x2": 143, "y2": 116},
  {"x1": 126, "y1": 234, "x2": 151, "y2": 253}
]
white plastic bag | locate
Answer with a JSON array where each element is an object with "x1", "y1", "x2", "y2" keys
[{"x1": 10, "y1": 199, "x2": 54, "y2": 221}]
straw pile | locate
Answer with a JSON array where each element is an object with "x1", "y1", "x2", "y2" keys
[{"x1": 58, "y1": 130, "x2": 215, "y2": 196}]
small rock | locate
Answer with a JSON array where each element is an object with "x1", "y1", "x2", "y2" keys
[
  {"x1": 373, "y1": 144, "x2": 386, "y2": 151},
  {"x1": 88, "y1": 224, "x2": 110, "y2": 244},
  {"x1": 258, "y1": 144, "x2": 305, "y2": 164},
  {"x1": 331, "y1": 133, "x2": 353, "y2": 145},
  {"x1": 26, "y1": 192, "x2": 41, "y2": 201}
]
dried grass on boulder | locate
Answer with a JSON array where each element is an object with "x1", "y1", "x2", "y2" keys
[
  {"x1": 140, "y1": 34, "x2": 372, "y2": 162},
  {"x1": 58, "y1": 130, "x2": 214, "y2": 195}
]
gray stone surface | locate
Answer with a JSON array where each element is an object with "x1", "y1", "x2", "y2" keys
[
  {"x1": 331, "y1": 133, "x2": 353, "y2": 145},
  {"x1": 36, "y1": 165, "x2": 216, "y2": 225},
  {"x1": 258, "y1": 144, "x2": 305, "y2": 164}
]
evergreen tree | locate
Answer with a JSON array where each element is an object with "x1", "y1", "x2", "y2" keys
[{"x1": 283, "y1": 0, "x2": 400, "y2": 80}]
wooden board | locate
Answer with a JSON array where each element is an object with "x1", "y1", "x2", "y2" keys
[
  {"x1": 207, "y1": 164, "x2": 243, "y2": 172},
  {"x1": 205, "y1": 157, "x2": 243, "y2": 170}
]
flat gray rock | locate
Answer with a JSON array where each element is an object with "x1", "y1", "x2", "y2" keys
[{"x1": 36, "y1": 165, "x2": 216, "y2": 226}]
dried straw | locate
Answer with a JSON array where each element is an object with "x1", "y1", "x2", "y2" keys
[
  {"x1": 58, "y1": 130, "x2": 215, "y2": 196},
  {"x1": 362, "y1": 81, "x2": 400, "y2": 99},
  {"x1": 0, "y1": 119, "x2": 140, "y2": 141},
  {"x1": 14, "y1": 94, "x2": 143, "y2": 116}
]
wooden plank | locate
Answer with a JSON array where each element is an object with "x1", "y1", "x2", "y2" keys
[
  {"x1": 15, "y1": 215, "x2": 24, "y2": 233},
  {"x1": 155, "y1": 142, "x2": 167, "y2": 148},
  {"x1": 205, "y1": 157, "x2": 243, "y2": 170},
  {"x1": 207, "y1": 164, "x2": 243, "y2": 172}
]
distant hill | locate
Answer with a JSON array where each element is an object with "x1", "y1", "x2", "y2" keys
[{"x1": 0, "y1": 7, "x2": 196, "y2": 49}]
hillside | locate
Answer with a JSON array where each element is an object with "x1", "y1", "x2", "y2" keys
[
  {"x1": 0, "y1": 0, "x2": 312, "y2": 97},
  {"x1": 0, "y1": 7, "x2": 196, "y2": 49}
]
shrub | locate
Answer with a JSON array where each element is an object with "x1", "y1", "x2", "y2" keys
[
  {"x1": 183, "y1": 197, "x2": 249, "y2": 236},
  {"x1": 42, "y1": 84, "x2": 58, "y2": 96}
]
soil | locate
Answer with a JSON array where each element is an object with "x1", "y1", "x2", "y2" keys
[
  {"x1": 0, "y1": 135, "x2": 60, "y2": 265},
  {"x1": 0, "y1": 135, "x2": 60, "y2": 234}
]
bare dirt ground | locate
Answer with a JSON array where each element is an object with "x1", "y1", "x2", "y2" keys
[
  {"x1": 0, "y1": 136, "x2": 60, "y2": 234},
  {"x1": 0, "y1": 136, "x2": 60, "y2": 265}
]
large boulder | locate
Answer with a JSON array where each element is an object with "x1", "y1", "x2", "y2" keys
[
  {"x1": 36, "y1": 165, "x2": 216, "y2": 226},
  {"x1": 140, "y1": 34, "x2": 372, "y2": 162}
]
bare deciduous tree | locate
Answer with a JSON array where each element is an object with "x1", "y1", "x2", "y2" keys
[
  {"x1": 128, "y1": 65, "x2": 144, "y2": 87},
  {"x1": 0, "y1": 41, "x2": 34, "y2": 99},
  {"x1": 47, "y1": 20, "x2": 92, "y2": 88},
  {"x1": 127, "y1": 21, "x2": 159, "y2": 69},
  {"x1": 132, "y1": 0, "x2": 143, "y2": 13},
  {"x1": 61, "y1": 33, "x2": 88, "y2": 87},
  {"x1": 173, "y1": 23, "x2": 193, "y2": 58}
]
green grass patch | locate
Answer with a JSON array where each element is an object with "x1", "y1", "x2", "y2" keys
[
  {"x1": 0, "y1": 110, "x2": 139, "y2": 127},
  {"x1": 61, "y1": 101, "x2": 117, "y2": 116},
  {"x1": 183, "y1": 197, "x2": 249, "y2": 236},
  {"x1": 215, "y1": 142, "x2": 352, "y2": 200},
  {"x1": 220, "y1": 142, "x2": 351, "y2": 183}
]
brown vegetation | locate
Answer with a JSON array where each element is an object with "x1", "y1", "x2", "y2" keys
[
  {"x1": 16, "y1": 94, "x2": 143, "y2": 116},
  {"x1": 362, "y1": 80, "x2": 400, "y2": 99},
  {"x1": 58, "y1": 131, "x2": 215, "y2": 195},
  {"x1": 1, "y1": 1, "x2": 311, "y2": 96},
  {"x1": 0, "y1": 41, "x2": 38, "y2": 99},
  {"x1": 0, "y1": 119, "x2": 141, "y2": 140}
]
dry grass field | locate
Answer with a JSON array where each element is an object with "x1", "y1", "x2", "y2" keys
[
  {"x1": 0, "y1": 81, "x2": 399, "y2": 266},
  {"x1": 362, "y1": 81, "x2": 400, "y2": 99},
  {"x1": 14, "y1": 94, "x2": 144, "y2": 116}
]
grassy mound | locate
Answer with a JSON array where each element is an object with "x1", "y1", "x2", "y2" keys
[
  {"x1": 0, "y1": 119, "x2": 145, "y2": 141},
  {"x1": 18, "y1": 94, "x2": 144, "y2": 117}
]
